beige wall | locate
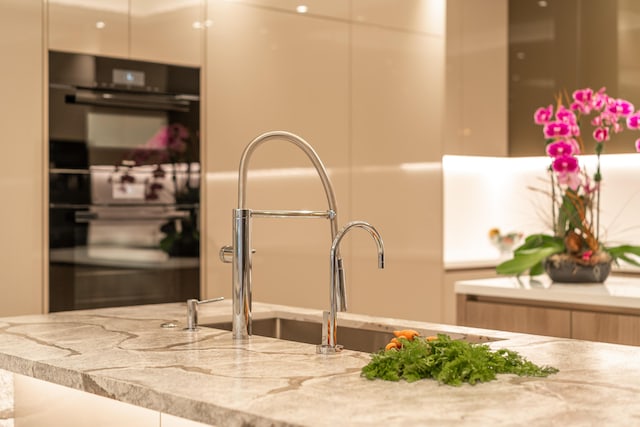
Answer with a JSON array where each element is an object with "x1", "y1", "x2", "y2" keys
[{"x1": 0, "y1": 0, "x2": 44, "y2": 316}]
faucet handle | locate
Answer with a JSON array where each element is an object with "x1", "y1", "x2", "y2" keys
[
  {"x1": 219, "y1": 246, "x2": 233, "y2": 263},
  {"x1": 186, "y1": 297, "x2": 224, "y2": 330},
  {"x1": 219, "y1": 245, "x2": 256, "y2": 263}
]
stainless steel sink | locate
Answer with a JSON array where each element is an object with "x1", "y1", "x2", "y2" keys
[{"x1": 202, "y1": 317, "x2": 501, "y2": 353}]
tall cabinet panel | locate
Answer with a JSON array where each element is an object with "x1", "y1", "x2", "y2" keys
[
  {"x1": 130, "y1": 0, "x2": 204, "y2": 66},
  {"x1": 0, "y1": 0, "x2": 44, "y2": 315},
  {"x1": 204, "y1": 0, "x2": 351, "y2": 309},
  {"x1": 350, "y1": 1, "x2": 446, "y2": 322},
  {"x1": 48, "y1": 0, "x2": 204, "y2": 66},
  {"x1": 48, "y1": 0, "x2": 129, "y2": 57}
]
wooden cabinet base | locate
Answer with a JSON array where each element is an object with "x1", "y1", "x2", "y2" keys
[{"x1": 457, "y1": 294, "x2": 640, "y2": 346}]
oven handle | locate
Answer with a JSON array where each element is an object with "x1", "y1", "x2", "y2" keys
[
  {"x1": 75, "y1": 210, "x2": 190, "y2": 223},
  {"x1": 65, "y1": 90, "x2": 194, "y2": 112}
]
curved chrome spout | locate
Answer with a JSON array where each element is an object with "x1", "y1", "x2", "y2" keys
[
  {"x1": 227, "y1": 131, "x2": 346, "y2": 339},
  {"x1": 318, "y1": 221, "x2": 385, "y2": 354},
  {"x1": 237, "y1": 131, "x2": 338, "y2": 218}
]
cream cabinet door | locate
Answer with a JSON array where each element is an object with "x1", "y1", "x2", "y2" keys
[
  {"x1": 130, "y1": 0, "x2": 204, "y2": 66},
  {"x1": 0, "y1": 0, "x2": 44, "y2": 316},
  {"x1": 48, "y1": 0, "x2": 129, "y2": 57}
]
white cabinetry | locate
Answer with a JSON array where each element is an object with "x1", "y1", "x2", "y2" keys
[
  {"x1": 48, "y1": 0, "x2": 204, "y2": 66},
  {"x1": 14, "y1": 374, "x2": 214, "y2": 427}
]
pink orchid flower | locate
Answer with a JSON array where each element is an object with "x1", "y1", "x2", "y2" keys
[
  {"x1": 534, "y1": 105, "x2": 553, "y2": 124},
  {"x1": 591, "y1": 88, "x2": 608, "y2": 110},
  {"x1": 543, "y1": 121, "x2": 571, "y2": 139},
  {"x1": 607, "y1": 99, "x2": 635, "y2": 117},
  {"x1": 556, "y1": 106, "x2": 577, "y2": 125},
  {"x1": 552, "y1": 154, "x2": 579, "y2": 174},
  {"x1": 546, "y1": 140, "x2": 576, "y2": 158},
  {"x1": 572, "y1": 88, "x2": 593, "y2": 104},
  {"x1": 557, "y1": 170, "x2": 581, "y2": 191},
  {"x1": 552, "y1": 154, "x2": 581, "y2": 190},
  {"x1": 627, "y1": 112, "x2": 640, "y2": 130},
  {"x1": 593, "y1": 127, "x2": 610, "y2": 142}
]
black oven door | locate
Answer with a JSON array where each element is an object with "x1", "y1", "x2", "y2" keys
[{"x1": 48, "y1": 52, "x2": 201, "y2": 312}]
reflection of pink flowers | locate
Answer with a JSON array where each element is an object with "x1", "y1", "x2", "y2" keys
[
  {"x1": 123, "y1": 123, "x2": 194, "y2": 201},
  {"x1": 146, "y1": 127, "x2": 170, "y2": 149},
  {"x1": 145, "y1": 123, "x2": 189, "y2": 156}
]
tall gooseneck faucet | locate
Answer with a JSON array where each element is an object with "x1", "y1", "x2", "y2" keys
[
  {"x1": 220, "y1": 131, "x2": 346, "y2": 340},
  {"x1": 317, "y1": 221, "x2": 385, "y2": 354}
]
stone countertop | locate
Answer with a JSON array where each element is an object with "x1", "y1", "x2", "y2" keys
[
  {"x1": 1, "y1": 301, "x2": 640, "y2": 426},
  {"x1": 455, "y1": 275, "x2": 640, "y2": 310}
]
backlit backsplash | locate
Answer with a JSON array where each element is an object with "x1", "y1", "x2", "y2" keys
[{"x1": 443, "y1": 154, "x2": 640, "y2": 271}]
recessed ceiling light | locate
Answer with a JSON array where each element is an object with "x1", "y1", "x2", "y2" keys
[
  {"x1": 538, "y1": 0, "x2": 548, "y2": 7},
  {"x1": 95, "y1": 21, "x2": 106, "y2": 29},
  {"x1": 296, "y1": 5, "x2": 308, "y2": 14}
]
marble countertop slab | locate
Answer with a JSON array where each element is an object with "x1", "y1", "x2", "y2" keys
[
  {"x1": 455, "y1": 275, "x2": 640, "y2": 310},
  {"x1": 1, "y1": 301, "x2": 640, "y2": 426}
]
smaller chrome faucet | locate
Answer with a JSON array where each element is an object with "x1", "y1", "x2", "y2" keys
[
  {"x1": 186, "y1": 297, "x2": 224, "y2": 331},
  {"x1": 317, "y1": 221, "x2": 385, "y2": 354}
]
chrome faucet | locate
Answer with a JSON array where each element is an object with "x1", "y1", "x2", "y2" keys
[
  {"x1": 317, "y1": 221, "x2": 385, "y2": 354},
  {"x1": 220, "y1": 131, "x2": 346, "y2": 340}
]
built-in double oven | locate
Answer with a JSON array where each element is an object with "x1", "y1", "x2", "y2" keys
[{"x1": 48, "y1": 51, "x2": 201, "y2": 312}]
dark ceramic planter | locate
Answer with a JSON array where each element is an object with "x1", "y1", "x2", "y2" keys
[{"x1": 544, "y1": 254, "x2": 612, "y2": 283}]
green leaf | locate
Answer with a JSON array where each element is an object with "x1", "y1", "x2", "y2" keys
[
  {"x1": 558, "y1": 192, "x2": 583, "y2": 233},
  {"x1": 496, "y1": 236, "x2": 564, "y2": 276},
  {"x1": 605, "y1": 245, "x2": 640, "y2": 267}
]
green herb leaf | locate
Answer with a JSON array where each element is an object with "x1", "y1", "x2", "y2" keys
[{"x1": 361, "y1": 334, "x2": 559, "y2": 386}]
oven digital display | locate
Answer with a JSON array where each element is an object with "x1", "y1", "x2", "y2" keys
[{"x1": 113, "y1": 69, "x2": 145, "y2": 87}]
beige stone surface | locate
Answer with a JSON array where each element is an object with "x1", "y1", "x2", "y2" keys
[{"x1": 1, "y1": 302, "x2": 640, "y2": 426}]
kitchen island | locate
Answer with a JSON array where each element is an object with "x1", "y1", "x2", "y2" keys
[{"x1": 1, "y1": 301, "x2": 640, "y2": 426}]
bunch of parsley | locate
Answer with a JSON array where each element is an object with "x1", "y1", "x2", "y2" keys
[{"x1": 361, "y1": 334, "x2": 558, "y2": 386}]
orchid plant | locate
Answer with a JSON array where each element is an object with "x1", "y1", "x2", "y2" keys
[{"x1": 497, "y1": 87, "x2": 640, "y2": 276}]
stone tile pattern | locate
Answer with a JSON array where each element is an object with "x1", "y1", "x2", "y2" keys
[{"x1": 0, "y1": 301, "x2": 640, "y2": 426}]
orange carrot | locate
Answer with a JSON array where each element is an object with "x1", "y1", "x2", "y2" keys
[
  {"x1": 385, "y1": 342, "x2": 399, "y2": 351},
  {"x1": 393, "y1": 329, "x2": 420, "y2": 341}
]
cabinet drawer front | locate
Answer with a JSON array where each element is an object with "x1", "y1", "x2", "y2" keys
[
  {"x1": 463, "y1": 300, "x2": 571, "y2": 338},
  {"x1": 572, "y1": 312, "x2": 640, "y2": 346}
]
